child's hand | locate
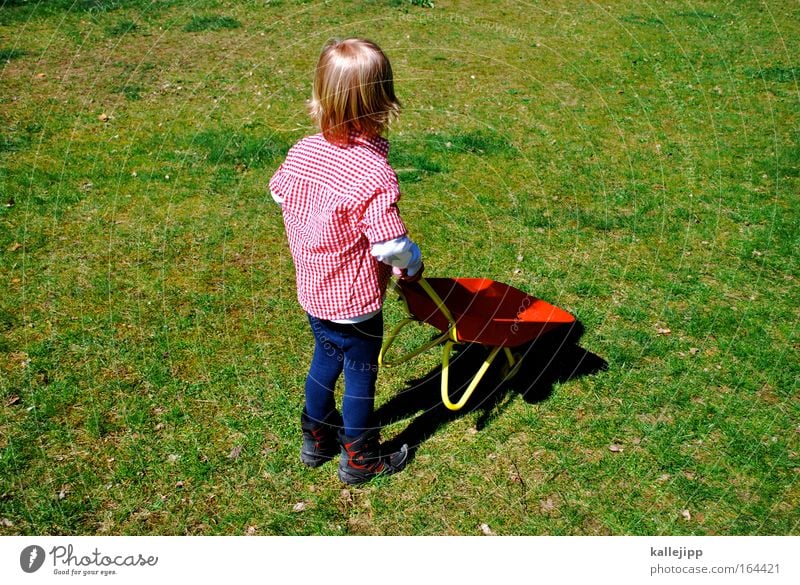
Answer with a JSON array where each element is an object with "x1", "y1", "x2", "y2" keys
[{"x1": 395, "y1": 262, "x2": 424, "y2": 283}]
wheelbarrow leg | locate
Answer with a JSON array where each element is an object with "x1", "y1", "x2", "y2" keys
[
  {"x1": 441, "y1": 346, "x2": 524, "y2": 410},
  {"x1": 441, "y1": 342, "x2": 503, "y2": 411},
  {"x1": 502, "y1": 347, "x2": 524, "y2": 380}
]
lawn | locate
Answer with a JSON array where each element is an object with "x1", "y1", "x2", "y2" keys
[{"x1": 0, "y1": 0, "x2": 798, "y2": 535}]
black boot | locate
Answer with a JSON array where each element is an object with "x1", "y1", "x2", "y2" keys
[
  {"x1": 337, "y1": 429, "x2": 408, "y2": 485},
  {"x1": 300, "y1": 409, "x2": 342, "y2": 467}
]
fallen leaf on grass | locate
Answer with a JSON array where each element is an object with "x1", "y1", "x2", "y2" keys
[
  {"x1": 292, "y1": 501, "x2": 307, "y2": 513},
  {"x1": 608, "y1": 444, "x2": 624, "y2": 453},
  {"x1": 479, "y1": 523, "x2": 494, "y2": 535},
  {"x1": 539, "y1": 497, "x2": 556, "y2": 513},
  {"x1": 656, "y1": 327, "x2": 671, "y2": 335},
  {"x1": 656, "y1": 474, "x2": 671, "y2": 483},
  {"x1": 681, "y1": 509, "x2": 691, "y2": 521},
  {"x1": 694, "y1": 512, "x2": 705, "y2": 523},
  {"x1": 7, "y1": 242, "x2": 22, "y2": 252},
  {"x1": 5, "y1": 395, "x2": 20, "y2": 407}
]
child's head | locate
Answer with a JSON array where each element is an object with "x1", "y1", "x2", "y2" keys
[{"x1": 309, "y1": 38, "x2": 400, "y2": 144}]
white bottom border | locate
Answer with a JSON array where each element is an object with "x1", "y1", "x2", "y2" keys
[{"x1": 1, "y1": 536, "x2": 798, "y2": 584}]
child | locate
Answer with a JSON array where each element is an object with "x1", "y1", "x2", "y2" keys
[{"x1": 269, "y1": 38, "x2": 423, "y2": 485}]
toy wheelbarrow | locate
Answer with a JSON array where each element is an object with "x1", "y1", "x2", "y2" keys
[{"x1": 379, "y1": 277, "x2": 576, "y2": 410}]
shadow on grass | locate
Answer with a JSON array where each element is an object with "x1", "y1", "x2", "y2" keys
[{"x1": 375, "y1": 321, "x2": 607, "y2": 458}]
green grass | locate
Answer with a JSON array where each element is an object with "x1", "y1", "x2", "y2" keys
[
  {"x1": 183, "y1": 15, "x2": 242, "y2": 33},
  {"x1": 105, "y1": 19, "x2": 138, "y2": 37},
  {"x1": 0, "y1": 0, "x2": 798, "y2": 536},
  {"x1": 0, "y1": 47, "x2": 25, "y2": 61}
]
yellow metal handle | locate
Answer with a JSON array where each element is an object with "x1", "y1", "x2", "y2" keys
[
  {"x1": 378, "y1": 317, "x2": 450, "y2": 367},
  {"x1": 379, "y1": 277, "x2": 459, "y2": 367},
  {"x1": 417, "y1": 278, "x2": 459, "y2": 343}
]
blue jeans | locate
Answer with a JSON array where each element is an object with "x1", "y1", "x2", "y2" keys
[{"x1": 305, "y1": 312, "x2": 383, "y2": 437}]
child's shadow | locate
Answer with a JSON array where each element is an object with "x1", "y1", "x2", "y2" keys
[{"x1": 376, "y1": 321, "x2": 607, "y2": 458}]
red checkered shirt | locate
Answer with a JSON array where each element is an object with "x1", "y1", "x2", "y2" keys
[{"x1": 269, "y1": 132, "x2": 409, "y2": 321}]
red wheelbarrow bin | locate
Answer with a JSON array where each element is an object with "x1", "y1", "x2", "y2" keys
[{"x1": 378, "y1": 277, "x2": 576, "y2": 410}]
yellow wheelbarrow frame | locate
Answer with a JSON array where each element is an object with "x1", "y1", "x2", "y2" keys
[{"x1": 378, "y1": 278, "x2": 523, "y2": 411}]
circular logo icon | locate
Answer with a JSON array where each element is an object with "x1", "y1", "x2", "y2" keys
[{"x1": 20, "y1": 545, "x2": 46, "y2": 573}]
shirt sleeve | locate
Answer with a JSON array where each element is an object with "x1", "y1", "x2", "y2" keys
[
  {"x1": 357, "y1": 178, "x2": 408, "y2": 244},
  {"x1": 268, "y1": 164, "x2": 287, "y2": 205},
  {"x1": 370, "y1": 235, "x2": 423, "y2": 275}
]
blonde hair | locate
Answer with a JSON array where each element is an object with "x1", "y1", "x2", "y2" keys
[{"x1": 309, "y1": 38, "x2": 400, "y2": 145}]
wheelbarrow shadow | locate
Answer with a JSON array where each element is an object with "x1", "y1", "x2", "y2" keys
[{"x1": 375, "y1": 320, "x2": 607, "y2": 458}]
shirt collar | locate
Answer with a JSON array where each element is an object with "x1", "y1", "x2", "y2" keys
[{"x1": 348, "y1": 130, "x2": 390, "y2": 159}]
